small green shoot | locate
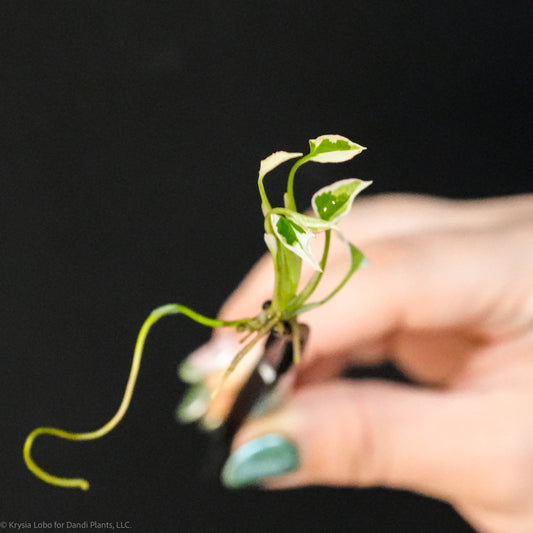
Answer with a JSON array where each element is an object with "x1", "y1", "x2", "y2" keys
[{"x1": 23, "y1": 134, "x2": 371, "y2": 490}]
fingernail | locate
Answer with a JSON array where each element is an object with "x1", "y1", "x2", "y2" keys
[
  {"x1": 175, "y1": 384, "x2": 211, "y2": 424},
  {"x1": 197, "y1": 415, "x2": 223, "y2": 433},
  {"x1": 177, "y1": 359, "x2": 205, "y2": 384},
  {"x1": 221, "y1": 433, "x2": 299, "y2": 489},
  {"x1": 178, "y1": 336, "x2": 240, "y2": 383}
]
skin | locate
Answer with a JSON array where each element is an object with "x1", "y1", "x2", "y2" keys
[{"x1": 213, "y1": 193, "x2": 533, "y2": 533}]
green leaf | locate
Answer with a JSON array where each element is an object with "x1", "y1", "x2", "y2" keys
[
  {"x1": 271, "y1": 214, "x2": 321, "y2": 271},
  {"x1": 273, "y1": 241, "x2": 302, "y2": 309},
  {"x1": 259, "y1": 150, "x2": 303, "y2": 179},
  {"x1": 312, "y1": 178, "x2": 372, "y2": 223},
  {"x1": 308, "y1": 134, "x2": 366, "y2": 163}
]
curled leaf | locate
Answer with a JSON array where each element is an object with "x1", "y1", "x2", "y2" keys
[
  {"x1": 259, "y1": 151, "x2": 303, "y2": 179},
  {"x1": 312, "y1": 178, "x2": 372, "y2": 223},
  {"x1": 308, "y1": 134, "x2": 366, "y2": 163},
  {"x1": 270, "y1": 214, "x2": 321, "y2": 271}
]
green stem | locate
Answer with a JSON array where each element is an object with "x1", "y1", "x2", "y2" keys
[
  {"x1": 285, "y1": 154, "x2": 311, "y2": 211},
  {"x1": 23, "y1": 304, "x2": 252, "y2": 490},
  {"x1": 272, "y1": 244, "x2": 302, "y2": 313},
  {"x1": 160, "y1": 303, "x2": 252, "y2": 329},
  {"x1": 258, "y1": 173, "x2": 272, "y2": 216},
  {"x1": 283, "y1": 229, "x2": 331, "y2": 318}
]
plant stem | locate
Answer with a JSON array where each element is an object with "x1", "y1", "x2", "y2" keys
[
  {"x1": 23, "y1": 304, "x2": 253, "y2": 490},
  {"x1": 258, "y1": 173, "x2": 272, "y2": 216},
  {"x1": 285, "y1": 155, "x2": 311, "y2": 211},
  {"x1": 283, "y1": 229, "x2": 331, "y2": 317},
  {"x1": 289, "y1": 318, "x2": 302, "y2": 363}
]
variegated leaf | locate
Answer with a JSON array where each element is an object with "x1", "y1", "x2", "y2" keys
[
  {"x1": 312, "y1": 178, "x2": 372, "y2": 223},
  {"x1": 270, "y1": 214, "x2": 321, "y2": 271},
  {"x1": 259, "y1": 151, "x2": 303, "y2": 179},
  {"x1": 307, "y1": 134, "x2": 366, "y2": 163}
]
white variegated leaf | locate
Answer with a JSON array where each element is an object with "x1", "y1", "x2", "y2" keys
[
  {"x1": 259, "y1": 151, "x2": 303, "y2": 179},
  {"x1": 270, "y1": 214, "x2": 321, "y2": 271},
  {"x1": 312, "y1": 178, "x2": 372, "y2": 223},
  {"x1": 308, "y1": 134, "x2": 366, "y2": 163}
]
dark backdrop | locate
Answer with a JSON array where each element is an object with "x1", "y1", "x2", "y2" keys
[{"x1": 2, "y1": 2, "x2": 531, "y2": 532}]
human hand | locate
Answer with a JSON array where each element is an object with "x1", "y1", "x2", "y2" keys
[{"x1": 179, "y1": 193, "x2": 533, "y2": 533}]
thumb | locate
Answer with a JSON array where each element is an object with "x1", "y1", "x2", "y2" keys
[{"x1": 220, "y1": 380, "x2": 498, "y2": 506}]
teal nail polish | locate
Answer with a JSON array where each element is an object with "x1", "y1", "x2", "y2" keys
[
  {"x1": 221, "y1": 433, "x2": 299, "y2": 489},
  {"x1": 175, "y1": 384, "x2": 210, "y2": 424}
]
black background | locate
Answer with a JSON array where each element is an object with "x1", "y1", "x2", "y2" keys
[{"x1": 2, "y1": 2, "x2": 531, "y2": 532}]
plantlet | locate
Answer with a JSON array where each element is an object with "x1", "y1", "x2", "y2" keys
[{"x1": 23, "y1": 134, "x2": 371, "y2": 490}]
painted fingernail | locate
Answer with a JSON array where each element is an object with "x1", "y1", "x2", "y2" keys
[
  {"x1": 221, "y1": 433, "x2": 299, "y2": 489},
  {"x1": 178, "y1": 336, "x2": 239, "y2": 383},
  {"x1": 175, "y1": 384, "x2": 211, "y2": 424}
]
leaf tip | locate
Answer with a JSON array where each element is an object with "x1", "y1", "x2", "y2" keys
[{"x1": 259, "y1": 151, "x2": 303, "y2": 178}]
